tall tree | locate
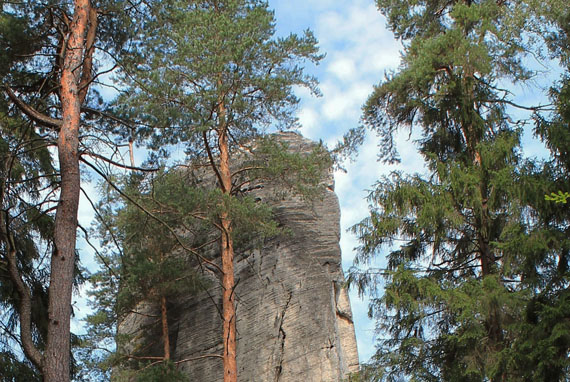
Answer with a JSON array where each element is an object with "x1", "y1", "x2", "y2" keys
[
  {"x1": 1, "y1": 1, "x2": 93, "y2": 379},
  {"x1": 1, "y1": 1, "x2": 135, "y2": 380},
  {"x1": 44, "y1": 2, "x2": 91, "y2": 380},
  {"x1": 116, "y1": 1, "x2": 323, "y2": 380},
  {"x1": 346, "y1": 0, "x2": 568, "y2": 381}
]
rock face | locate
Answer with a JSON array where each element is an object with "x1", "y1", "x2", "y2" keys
[{"x1": 118, "y1": 133, "x2": 359, "y2": 381}]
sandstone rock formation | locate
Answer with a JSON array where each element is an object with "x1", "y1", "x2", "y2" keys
[{"x1": 118, "y1": 132, "x2": 359, "y2": 381}]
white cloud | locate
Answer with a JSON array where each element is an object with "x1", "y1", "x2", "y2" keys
[
  {"x1": 319, "y1": 81, "x2": 373, "y2": 124},
  {"x1": 316, "y1": 2, "x2": 401, "y2": 79},
  {"x1": 327, "y1": 57, "x2": 357, "y2": 82},
  {"x1": 298, "y1": 106, "x2": 320, "y2": 139}
]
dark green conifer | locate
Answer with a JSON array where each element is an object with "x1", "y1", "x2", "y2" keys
[{"x1": 346, "y1": 1, "x2": 569, "y2": 381}]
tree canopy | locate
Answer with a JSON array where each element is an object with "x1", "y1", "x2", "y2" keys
[
  {"x1": 347, "y1": 1, "x2": 570, "y2": 381},
  {"x1": 85, "y1": 0, "x2": 326, "y2": 380}
]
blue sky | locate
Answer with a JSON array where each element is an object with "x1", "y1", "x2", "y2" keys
[{"x1": 72, "y1": 0, "x2": 558, "y2": 366}]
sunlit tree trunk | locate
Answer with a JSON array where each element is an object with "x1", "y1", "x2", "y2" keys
[
  {"x1": 44, "y1": 1, "x2": 90, "y2": 380},
  {"x1": 218, "y1": 113, "x2": 238, "y2": 382}
]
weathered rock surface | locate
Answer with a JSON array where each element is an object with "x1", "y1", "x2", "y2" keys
[{"x1": 118, "y1": 132, "x2": 359, "y2": 381}]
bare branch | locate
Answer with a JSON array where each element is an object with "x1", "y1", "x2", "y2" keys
[
  {"x1": 82, "y1": 151, "x2": 158, "y2": 172},
  {"x1": 78, "y1": 7, "x2": 98, "y2": 103},
  {"x1": 203, "y1": 131, "x2": 225, "y2": 192}
]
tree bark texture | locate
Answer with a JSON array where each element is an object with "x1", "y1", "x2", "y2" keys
[
  {"x1": 44, "y1": 1, "x2": 90, "y2": 381},
  {"x1": 218, "y1": 124, "x2": 238, "y2": 382}
]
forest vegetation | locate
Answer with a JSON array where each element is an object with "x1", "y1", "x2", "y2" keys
[{"x1": 0, "y1": 0, "x2": 568, "y2": 381}]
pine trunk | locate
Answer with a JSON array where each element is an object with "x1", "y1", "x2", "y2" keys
[
  {"x1": 219, "y1": 125, "x2": 237, "y2": 382},
  {"x1": 161, "y1": 295, "x2": 171, "y2": 361},
  {"x1": 43, "y1": 1, "x2": 89, "y2": 381}
]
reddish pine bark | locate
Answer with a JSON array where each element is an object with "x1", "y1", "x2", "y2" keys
[
  {"x1": 43, "y1": 1, "x2": 90, "y2": 381},
  {"x1": 218, "y1": 123, "x2": 237, "y2": 382}
]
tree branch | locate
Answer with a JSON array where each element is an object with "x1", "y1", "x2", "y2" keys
[
  {"x1": 4, "y1": 245, "x2": 44, "y2": 370},
  {"x1": 78, "y1": 6, "x2": 98, "y2": 104},
  {"x1": 4, "y1": 87, "x2": 62, "y2": 128},
  {"x1": 203, "y1": 131, "x2": 225, "y2": 192},
  {"x1": 81, "y1": 158, "x2": 223, "y2": 274},
  {"x1": 82, "y1": 151, "x2": 158, "y2": 172}
]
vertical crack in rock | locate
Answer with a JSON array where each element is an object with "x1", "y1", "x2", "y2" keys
[
  {"x1": 333, "y1": 281, "x2": 353, "y2": 324},
  {"x1": 274, "y1": 291, "x2": 292, "y2": 382}
]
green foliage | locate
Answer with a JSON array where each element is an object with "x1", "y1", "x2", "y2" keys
[
  {"x1": 135, "y1": 361, "x2": 188, "y2": 382},
  {"x1": 112, "y1": 173, "x2": 205, "y2": 313},
  {"x1": 0, "y1": 351, "x2": 41, "y2": 382},
  {"x1": 115, "y1": 0, "x2": 322, "y2": 155},
  {"x1": 347, "y1": 0, "x2": 570, "y2": 381},
  {"x1": 0, "y1": 6, "x2": 57, "y2": 375},
  {"x1": 0, "y1": 12, "x2": 41, "y2": 78},
  {"x1": 249, "y1": 135, "x2": 333, "y2": 199},
  {"x1": 545, "y1": 190, "x2": 570, "y2": 204},
  {"x1": 112, "y1": 360, "x2": 188, "y2": 382}
]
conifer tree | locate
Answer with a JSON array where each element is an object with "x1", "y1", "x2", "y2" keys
[
  {"x1": 1, "y1": 1, "x2": 137, "y2": 380},
  {"x1": 513, "y1": 7, "x2": 570, "y2": 379},
  {"x1": 346, "y1": 1, "x2": 568, "y2": 381},
  {"x1": 115, "y1": 1, "x2": 323, "y2": 380},
  {"x1": 83, "y1": 171, "x2": 207, "y2": 381},
  {"x1": 0, "y1": 15, "x2": 54, "y2": 378}
]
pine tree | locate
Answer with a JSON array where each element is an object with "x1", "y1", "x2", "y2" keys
[
  {"x1": 346, "y1": 0, "x2": 568, "y2": 381},
  {"x1": 83, "y1": 171, "x2": 207, "y2": 381},
  {"x1": 115, "y1": 1, "x2": 323, "y2": 380},
  {"x1": 1, "y1": 1, "x2": 137, "y2": 380}
]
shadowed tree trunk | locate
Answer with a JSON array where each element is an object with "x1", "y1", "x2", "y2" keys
[{"x1": 161, "y1": 295, "x2": 171, "y2": 361}]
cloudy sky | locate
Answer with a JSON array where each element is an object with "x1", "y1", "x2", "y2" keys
[{"x1": 269, "y1": 0, "x2": 423, "y2": 362}]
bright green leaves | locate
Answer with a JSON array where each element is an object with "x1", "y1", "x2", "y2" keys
[{"x1": 545, "y1": 190, "x2": 570, "y2": 204}]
